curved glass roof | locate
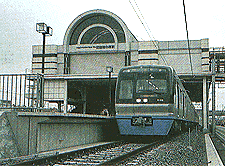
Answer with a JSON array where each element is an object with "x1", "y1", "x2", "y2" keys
[
  {"x1": 80, "y1": 27, "x2": 114, "y2": 44},
  {"x1": 69, "y1": 14, "x2": 126, "y2": 45}
]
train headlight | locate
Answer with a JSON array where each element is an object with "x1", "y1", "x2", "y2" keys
[
  {"x1": 143, "y1": 99, "x2": 148, "y2": 103},
  {"x1": 136, "y1": 99, "x2": 141, "y2": 103},
  {"x1": 157, "y1": 98, "x2": 164, "y2": 102}
]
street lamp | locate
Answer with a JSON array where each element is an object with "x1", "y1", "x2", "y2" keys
[
  {"x1": 106, "y1": 66, "x2": 113, "y2": 115},
  {"x1": 36, "y1": 23, "x2": 53, "y2": 74}
]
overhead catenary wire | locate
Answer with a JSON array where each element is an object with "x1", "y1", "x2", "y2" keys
[
  {"x1": 128, "y1": 0, "x2": 150, "y2": 39},
  {"x1": 183, "y1": 0, "x2": 194, "y2": 76},
  {"x1": 132, "y1": 0, "x2": 158, "y2": 48},
  {"x1": 128, "y1": 0, "x2": 168, "y2": 66}
]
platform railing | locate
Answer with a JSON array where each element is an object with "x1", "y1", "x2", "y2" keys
[{"x1": 0, "y1": 74, "x2": 44, "y2": 111}]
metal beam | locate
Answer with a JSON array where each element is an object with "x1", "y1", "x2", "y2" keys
[
  {"x1": 211, "y1": 55, "x2": 216, "y2": 135},
  {"x1": 203, "y1": 77, "x2": 208, "y2": 132},
  {"x1": 63, "y1": 80, "x2": 68, "y2": 113}
]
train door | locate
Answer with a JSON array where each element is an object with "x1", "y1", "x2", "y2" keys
[
  {"x1": 174, "y1": 80, "x2": 179, "y2": 115},
  {"x1": 183, "y1": 95, "x2": 186, "y2": 119},
  {"x1": 178, "y1": 87, "x2": 183, "y2": 118},
  {"x1": 185, "y1": 97, "x2": 188, "y2": 119}
]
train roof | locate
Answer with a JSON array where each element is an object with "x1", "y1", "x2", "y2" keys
[{"x1": 119, "y1": 65, "x2": 174, "y2": 73}]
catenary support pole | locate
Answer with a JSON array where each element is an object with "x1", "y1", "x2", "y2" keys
[
  {"x1": 109, "y1": 71, "x2": 112, "y2": 115},
  {"x1": 203, "y1": 77, "x2": 208, "y2": 132},
  {"x1": 42, "y1": 33, "x2": 45, "y2": 74},
  {"x1": 64, "y1": 80, "x2": 68, "y2": 113},
  {"x1": 212, "y1": 54, "x2": 216, "y2": 135}
]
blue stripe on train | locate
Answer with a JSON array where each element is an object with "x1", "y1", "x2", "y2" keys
[{"x1": 116, "y1": 117, "x2": 174, "y2": 135}]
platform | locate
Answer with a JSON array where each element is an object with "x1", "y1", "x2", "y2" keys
[
  {"x1": 205, "y1": 134, "x2": 224, "y2": 165},
  {"x1": 0, "y1": 141, "x2": 117, "y2": 165},
  {"x1": 38, "y1": 141, "x2": 117, "y2": 157}
]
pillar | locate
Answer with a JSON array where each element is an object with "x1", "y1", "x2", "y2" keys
[
  {"x1": 211, "y1": 57, "x2": 216, "y2": 135},
  {"x1": 58, "y1": 101, "x2": 62, "y2": 112},
  {"x1": 82, "y1": 87, "x2": 86, "y2": 114},
  {"x1": 63, "y1": 80, "x2": 67, "y2": 113},
  {"x1": 202, "y1": 77, "x2": 208, "y2": 132},
  {"x1": 207, "y1": 82, "x2": 210, "y2": 129}
]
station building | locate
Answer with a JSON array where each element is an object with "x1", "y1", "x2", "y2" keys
[{"x1": 32, "y1": 9, "x2": 210, "y2": 115}]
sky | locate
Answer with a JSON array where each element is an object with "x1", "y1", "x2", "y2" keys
[{"x1": 1, "y1": 0, "x2": 225, "y2": 109}]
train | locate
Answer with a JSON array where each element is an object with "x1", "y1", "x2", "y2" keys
[{"x1": 115, "y1": 65, "x2": 199, "y2": 136}]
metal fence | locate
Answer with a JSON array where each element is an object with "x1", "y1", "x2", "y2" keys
[{"x1": 0, "y1": 74, "x2": 44, "y2": 111}]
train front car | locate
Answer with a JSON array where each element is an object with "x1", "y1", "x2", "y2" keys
[{"x1": 115, "y1": 65, "x2": 175, "y2": 136}]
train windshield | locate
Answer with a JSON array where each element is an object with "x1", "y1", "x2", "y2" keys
[
  {"x1": 136, "y1": 70, "x2": 168, "y2": 94},
  {"x1": 117, "y1": 67, "x2": 171, "y2": 103},
  {"x1": 119, "y1": 80, "x2": 133, "y2": 99},
  {"x1": 136, "y1": 79, "x2": 167, "y2": 93}
]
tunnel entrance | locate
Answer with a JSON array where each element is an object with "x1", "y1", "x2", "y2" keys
[{"x1": 67, "y1": 78, "x2": 117, "y2": 115}]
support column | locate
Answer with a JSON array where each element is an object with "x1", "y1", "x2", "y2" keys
[
  {"x1": 203, "y1": 77, "x2": 208, "y2": 132},
  {"x1": 212, "y1": 57, "x2": 216, "y2": 135},
  {"x1": 63, "y1": 80, "x2": 67, "y2": 113},
  {"x1": 207, "y1": 82, "x2": 210, "y2": 130},
  {"x1": 82, "y1": 87, "x2": 86, "y2": 114},
  {"x1": 58, "y1": 101, "x2": 62, "y2": 112}
]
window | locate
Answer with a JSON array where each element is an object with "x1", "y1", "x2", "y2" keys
[
  {"x1": 119, "y1": 80, "x2": 133, "y2": 99},
  {"x1": 136, "y1": 79, "x2": 167, "y2": 93},
  {"x1": 44, "y1": 80, "x2": 64, "y2": 99}
]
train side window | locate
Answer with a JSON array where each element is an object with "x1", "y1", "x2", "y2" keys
[
  {"x1": 179, "y1": 89, "x2": 183, "y2": 112},
  {"x1": 174, "y1": 82, "x2": 178, "y2": 108},
  {"x1": 183, "y1": 95, "x2": 185, "y2": 117},
  {"x1": 119, "y1": 80, "x2": 133, "y2": 99},
  {"x1": 177, "y1": 84, "x2": 180, "y2": 109}
]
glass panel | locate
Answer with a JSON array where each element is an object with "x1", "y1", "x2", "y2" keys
[
  {"x1": 136, "y1": 79, "x2": 167, "y2": 93},
  {"x1": 119, "y1": 80, "x2": 133, "y2": 99}
]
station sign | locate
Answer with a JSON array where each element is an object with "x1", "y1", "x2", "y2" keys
[{"x1": 75, "y1": 44, "x2": 116, "y2": 51}]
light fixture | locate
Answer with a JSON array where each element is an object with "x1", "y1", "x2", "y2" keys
[
  {"x1": 106, "y1": 66, "x2": 113, "y2": 73},
  {"x1": 36, "y1": 22, "x2": 53, "y2": 74},
  {"x1": 36, "y1": 23, "x2": 47, "y2": 33},
  {"x1": 136, "y1": 99, "x2": 141, "y2": 103},
  {"x1": 46, "y1": 26, "x2": 53, "y2": 36},
  {"x1": 143, "y1": 99, "x2": 148, "y2": 103}
]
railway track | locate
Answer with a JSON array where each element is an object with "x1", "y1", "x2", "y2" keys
[
  {"x1": 13, "y1": 132, "x2": 185, "y2": 165},
  {"x1": 53, "y1": 142, "x2": 160, "y2": 165},
  {"x1": 216, "y1": 126, "x2": 225, "y2": 145},
  {"x1": 14, "y1": 140, "x2": 163, "y2": 166}
]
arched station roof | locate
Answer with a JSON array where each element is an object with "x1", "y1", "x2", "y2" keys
[{"x1": 63, "y1": 9, "x2": 137, "y2": 45}]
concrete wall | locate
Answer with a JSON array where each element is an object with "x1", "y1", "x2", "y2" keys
[
  {"x1": 37, "y1": 122, "x2": 103, "y2": 152},
  {"x1": 70, "y1": 52, "x2": 125, "y2": 75},
  {"x1": 32, "y1": 39, "x2": 209, "y2": 75},
  {"x1": 158, "y1": 39, "x2": 209, "y2": 74},
  {"x1": 0, "y1": 110, "x2": 116, "y2": 159},
  {"x1": 3, "y1": 111, "x2": 49, "y2": 156},
  {"x1": 0, "y1": 111, "x2": 20, "y2": 159}
]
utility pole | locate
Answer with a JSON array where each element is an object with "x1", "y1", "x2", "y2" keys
[
  {"x1": 106, "y1": 66, "x2": 113, "y2": 115},
  {"x1": 42, "y1": 33, "x2": 45, "y2": 74},
  {"x1": 212, "y1": 51, "x2": 216, "y2": 135}
]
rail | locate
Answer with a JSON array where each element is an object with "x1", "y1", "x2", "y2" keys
[
  {"x1": 13, "y1": 141, "x2": 160, "y2": 166},
  {"x1": 215, "y1": 126, "x2": 225, "y2": 145},
  {"x1": 99, "y1": 141, "x2": 160, "y2": 165}
]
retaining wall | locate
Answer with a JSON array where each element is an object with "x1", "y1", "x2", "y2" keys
[{"x1": 0, "y1": 110, "x2": 118, "y2": 159}]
